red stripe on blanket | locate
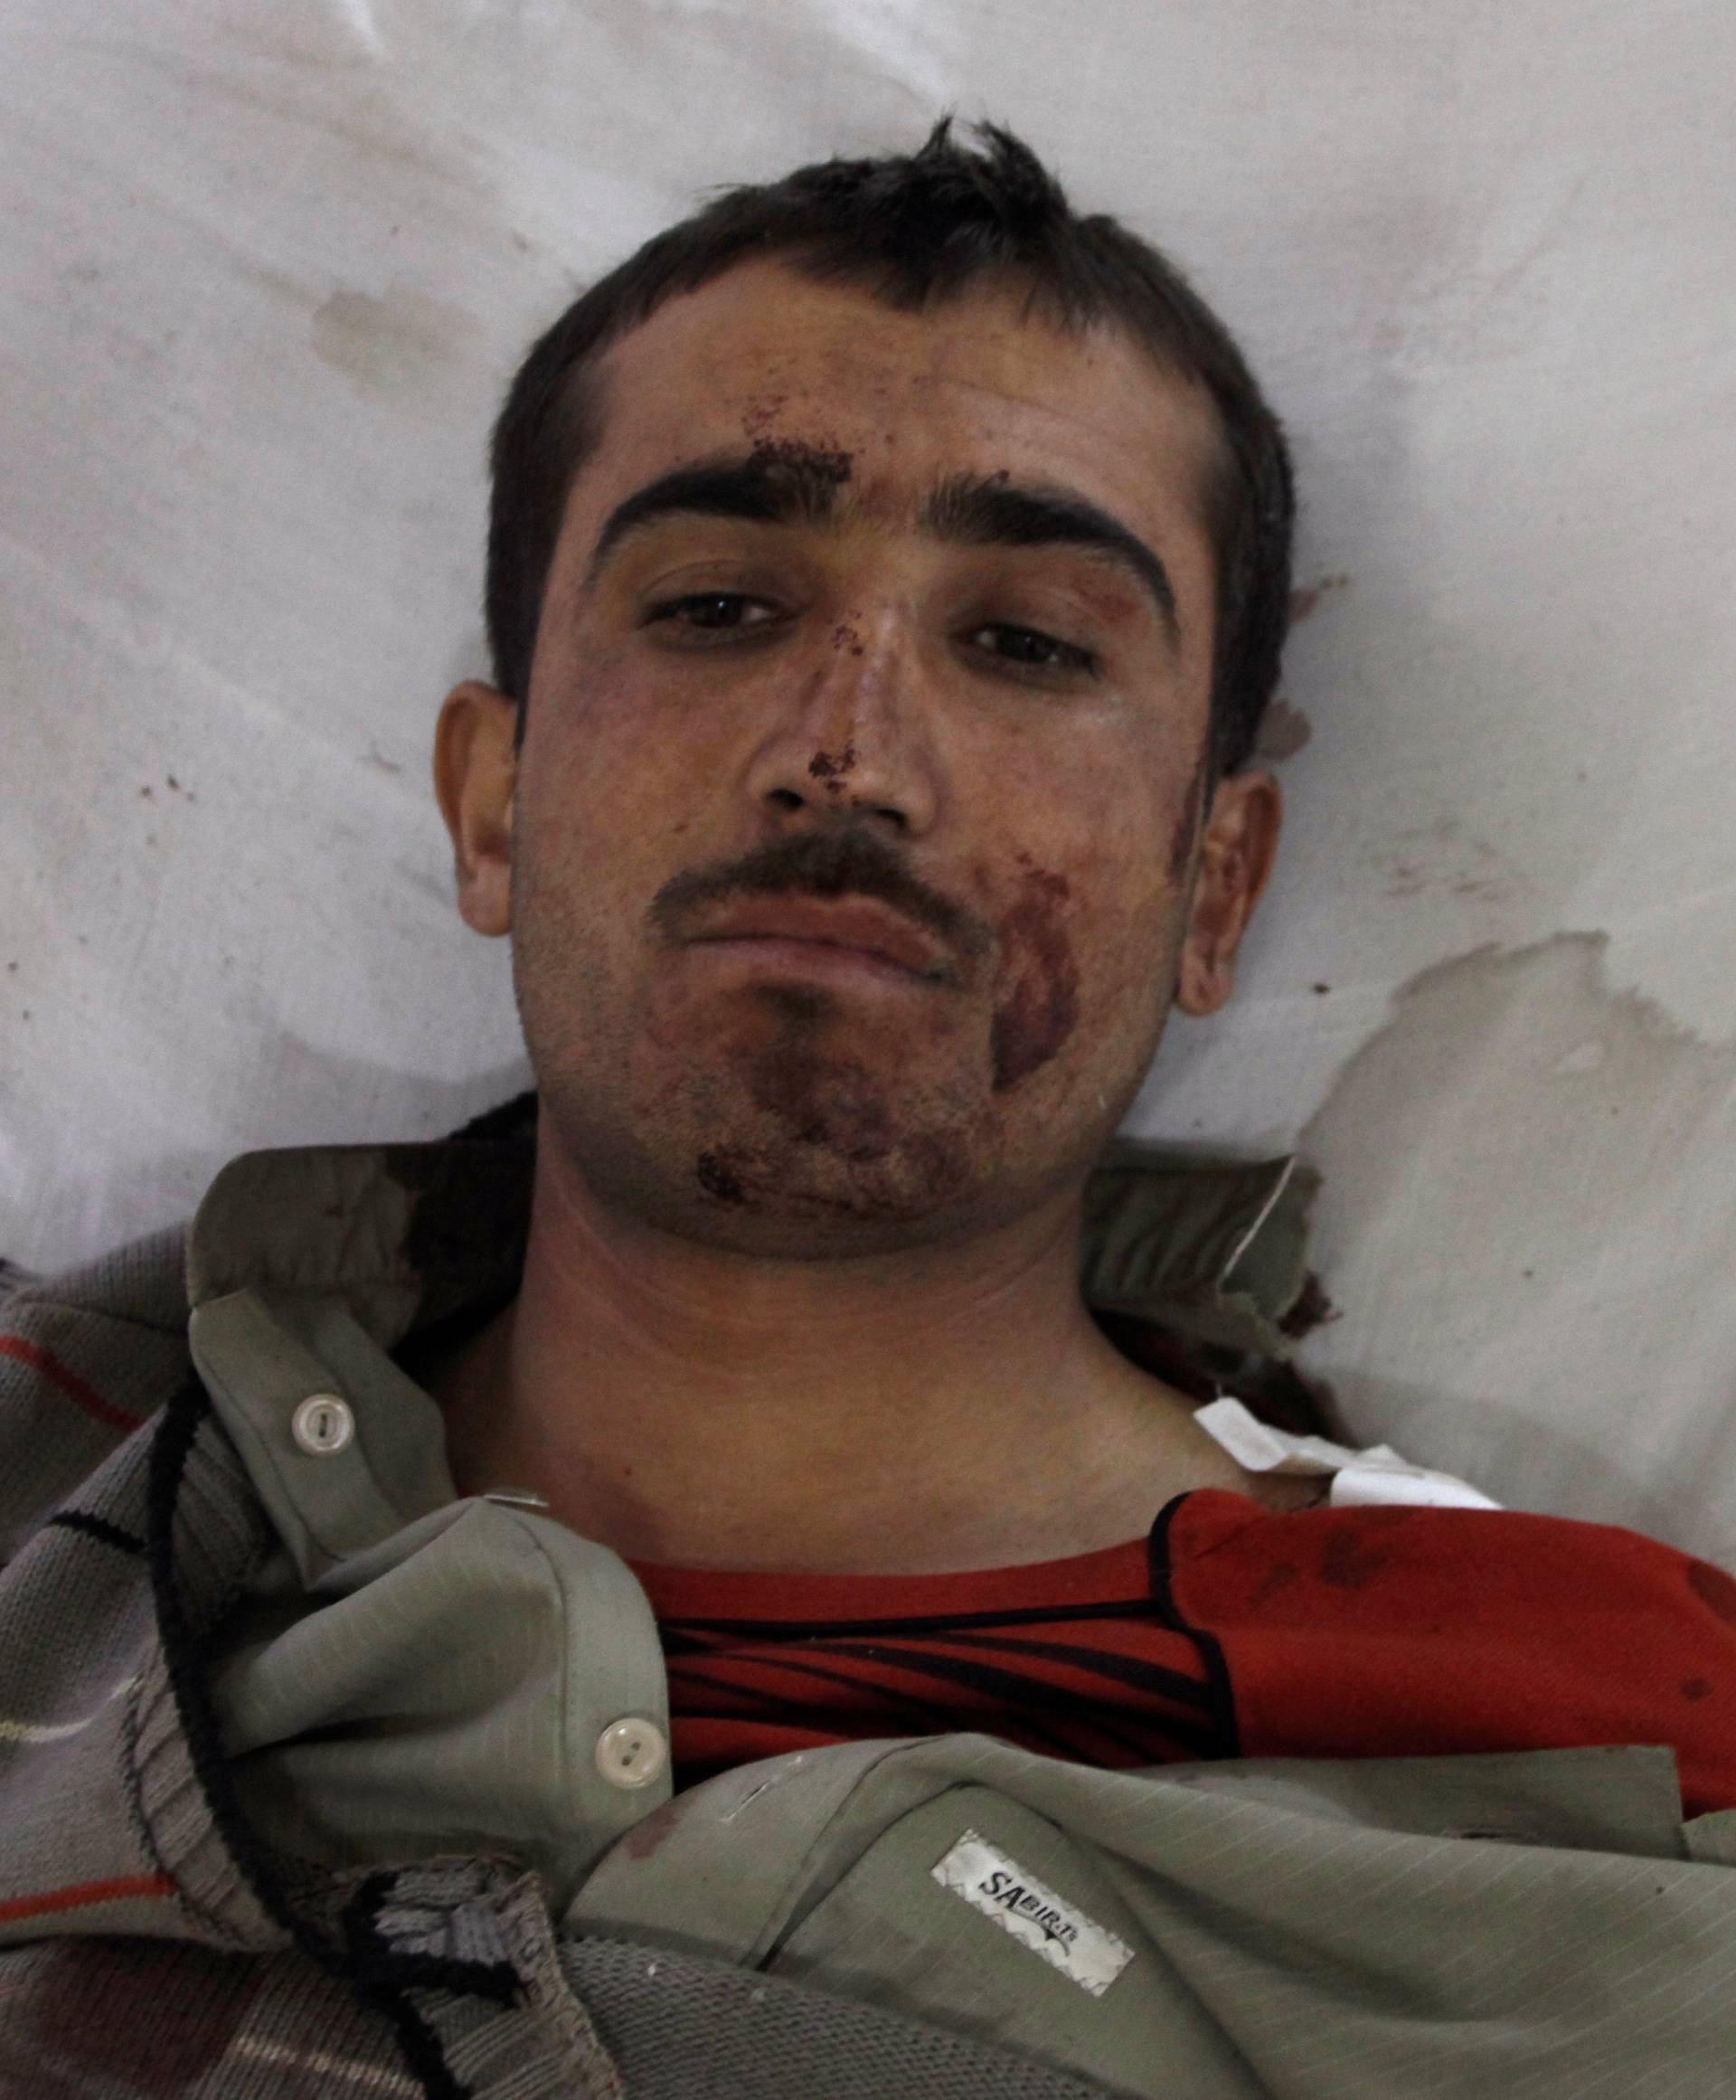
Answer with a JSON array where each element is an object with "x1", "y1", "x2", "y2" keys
[
  {"x1": 0, "y1": 1335, "x2": 146, "y2": 1432},
  {"x1": 0, "y1": 1871, "x2": 178, "y2": 1924}
]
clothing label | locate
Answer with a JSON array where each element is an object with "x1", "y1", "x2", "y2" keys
[{"x1": 931, "y1": 1830, "x2": 1133, "y2": 1996}]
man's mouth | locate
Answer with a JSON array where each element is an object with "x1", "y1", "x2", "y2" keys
[{"x1": 685, "y1": 895, "x2": 948, "y2": 981}]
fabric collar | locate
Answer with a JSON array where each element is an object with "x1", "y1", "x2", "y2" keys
[{"x1": 184, "y1": 1124, "x2": 1319, "y2": 1361}]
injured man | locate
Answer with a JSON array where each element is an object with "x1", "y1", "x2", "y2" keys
[{"x1": 3, "y1": 118, "x2": 1732, "y2": 2100}]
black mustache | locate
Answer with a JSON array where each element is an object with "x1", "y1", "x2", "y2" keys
[{"x1": 651, "y1": 825, "x2": 991, "y2": 969}]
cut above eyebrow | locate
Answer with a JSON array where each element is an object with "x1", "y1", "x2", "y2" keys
[{"x1": 583, "y1": 450, "x2": 1180, "y2": 649}]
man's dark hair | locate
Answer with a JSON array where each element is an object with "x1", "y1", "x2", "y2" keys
[{"x1": 486, "y1": 117, "x2": 1295, "y2": 781}]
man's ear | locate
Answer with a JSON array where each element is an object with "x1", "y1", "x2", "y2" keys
[
  {"x1": 432, "y1": 681, "x2": 519, "y2": 937},
  {"x1": 1174, "y1": 766, "x2": 1282, "y2": 1016}
]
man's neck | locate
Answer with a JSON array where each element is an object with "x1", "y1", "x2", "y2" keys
[{"x1": 430, "y1": 1137, "x2": 1271, "y2": 1575}]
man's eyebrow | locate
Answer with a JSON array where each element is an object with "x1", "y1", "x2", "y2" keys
[
  {"x1": 582, "y1": 451, "x2": 845, "y2": 591},
  {"x1": 921, "y1": 471, "x2": 1179, "y2": 648},
  {"x1": 582, "y1": 451, "x2": 1180, "y2": 650}
]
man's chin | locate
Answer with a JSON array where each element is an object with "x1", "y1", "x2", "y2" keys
[
  {"x1": 674, "y1": 1130, "x2": 983, "y2": 1246},
  {"x1": 542, "y1": 1101, "x2": 1002, "y2": 1259}
]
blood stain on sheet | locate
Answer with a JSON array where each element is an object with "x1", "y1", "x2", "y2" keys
[
  {"x1": 1279, "y1": 1272, "x2": 1339, "y2": 1340},
  {"x1": 1288, "y1": 572, "x2": 1351, "y2": 627},
  {"x1": 1255, "y1": 698, "x2": 1313, "y2": 761},
  {"x1": 1364, "y1": 818, "x2": 1512, "y2": 904},
  {"x1": 310, "y1": 285, "x2": 481, "y2": 395}
]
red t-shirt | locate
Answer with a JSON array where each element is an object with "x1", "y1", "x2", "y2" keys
[{"x1": 628, "y1": 1490, "x2": 1736, "y2": 1815}]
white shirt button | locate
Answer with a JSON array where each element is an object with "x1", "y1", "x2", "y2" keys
[
  {"x1": 594, "y1": 1717, "x2": 668, "y2": 1791},
  {"x1": 290, "y1": 1393, "x2": 355, "y2": 1455}
]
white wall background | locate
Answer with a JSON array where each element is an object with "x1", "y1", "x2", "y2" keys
[{"x1": 4, "y1": 1, "x2": 1732, "y2": 1563}]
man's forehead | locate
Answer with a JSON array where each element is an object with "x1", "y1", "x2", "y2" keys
[
  {"x1": 586, "y1": 257, "x2": 1220, "y2": 478},
  {"x1": 600, "y1": 255, "x2": 1063, "y2": 383},
  {"x1": 566, "y1": 260, "x2": 1222, "y2": 617}
]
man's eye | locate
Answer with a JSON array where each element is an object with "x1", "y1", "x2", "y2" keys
[
  {"x1": 968, "y1": 623, "x2": 1098, "y2": 676},
  {"x1": 645, "y1": 592, "x2": 777, "y2": 634}
]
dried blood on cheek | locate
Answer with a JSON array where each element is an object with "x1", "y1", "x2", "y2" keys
[{"x1": 989, "y1": 864, "x2": 1079, "y2": 1093}]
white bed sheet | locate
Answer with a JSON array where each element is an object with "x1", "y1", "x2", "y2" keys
[{"x1": 4, "y1": 0, "x2": 1732, "y2": 1565}]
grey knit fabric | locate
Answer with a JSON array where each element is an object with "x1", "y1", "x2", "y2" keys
[
  {"x1": 561, "y1": 1936, "x2": 1139, "y2": 2099},
  {"x1": 0, "y1": 1930, "x2": 1138, "y2": 2098}
]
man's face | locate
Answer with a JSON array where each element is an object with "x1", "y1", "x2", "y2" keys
[{"x1": 452, "y1": 257, "x2": 1268, "y2": 1257}]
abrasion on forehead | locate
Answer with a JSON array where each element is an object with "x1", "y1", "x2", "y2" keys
[{"x1": 746, "y1": 434, "x2": 854, "y2": 484}]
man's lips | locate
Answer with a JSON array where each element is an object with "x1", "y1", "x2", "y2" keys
[{"x1": 684, "y1": 896, "x2": 947, "y2": 980}]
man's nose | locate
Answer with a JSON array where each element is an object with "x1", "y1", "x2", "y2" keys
[{"x1": 743, "y1": 606, "x2": 941, "y2": 837}]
